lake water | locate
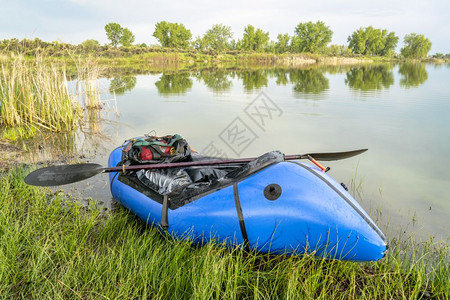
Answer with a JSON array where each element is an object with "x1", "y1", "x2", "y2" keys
[{"x1": 62, "y1": 63, "x2": 450, "y2": 241}]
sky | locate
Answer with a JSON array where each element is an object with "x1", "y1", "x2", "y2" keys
[{"x1": 1, "y1": 0, "x2": 449, "y2": 54}]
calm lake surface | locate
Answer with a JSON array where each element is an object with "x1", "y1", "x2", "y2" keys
[{"x1": 65, "y1": 63, "x2": 450, "y2": 241}]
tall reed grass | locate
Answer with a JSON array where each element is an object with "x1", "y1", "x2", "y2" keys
[
  {"x1": 71, "y1": 55, "x2": 104, "y2": 109},
  {"x1": 0, "y1": 55, "x2": 80, "y2": 133},
  {"x1": 0, "y1": 54, "x2": 104, "y2": 139},
  {"x1": 0, "y1": 167, "x2": 448, "y2": 299}
]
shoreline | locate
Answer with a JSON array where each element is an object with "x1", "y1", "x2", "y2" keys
[{"x1": 2, "y1": 49, "x2": 448, "y2": 67}]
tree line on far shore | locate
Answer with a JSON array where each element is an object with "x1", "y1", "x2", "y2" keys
[
  {"x1": 102, "y1": 21, "x2": 437, "y2": 59},
  {"x1": 1, "y1": 21, "x2": 448, "y2": 60}
]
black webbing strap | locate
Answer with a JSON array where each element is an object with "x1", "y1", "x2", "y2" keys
[
  {"x1": 233, "y1": 183, "x2": 250, "y2": 252},
  {"x1": 161, "y1": 195, "x2": 169, "y2": 230}
]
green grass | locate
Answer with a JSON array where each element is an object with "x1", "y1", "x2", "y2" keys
[{"x1": 0, "y1": 167, "x2": 448, "y2": 299}]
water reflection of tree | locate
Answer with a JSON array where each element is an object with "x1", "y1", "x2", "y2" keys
[
  {"x1": 236, "y1": 70, "x2": 268, "y2": 90},
  {"x1": 398, "y1": 64, "x2": 428, "y2": 88},
  {"x1": 345, "y1": 65, "x2": 394, "y2": 91},
  {"x1": 195, "y1": 69, "x2": 233, "y2": 92},
  {"x1": 270, "y1": 69, "x2": 289, "y2": 85},
  {"x1": 109, "y1": 76, "x2": 137, "y2": 95},
  {"x1": 155, "y1": 73, "x2": 193, "y2": 95},
  {"x1": 289, "y1": 69, "x2": 329, "y2": 96}
]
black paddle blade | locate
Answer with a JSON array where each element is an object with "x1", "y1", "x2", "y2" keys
[
  {"x1": 24, "y1": 163, "x2": 105, "y2": 186},
  {"x1": 302, "y1": 149, "x2": 368, "y2": 161},
  {"x1": 285, "y1": 149, "x2": 368, "y2": 162}
]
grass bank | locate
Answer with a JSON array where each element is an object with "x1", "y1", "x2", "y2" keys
[{"x1": 0, "y1": 167, "x2": 448, "y2": 299}]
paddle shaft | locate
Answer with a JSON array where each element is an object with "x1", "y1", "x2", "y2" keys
[
  {"x1": 105, "y1": 156, "x2": 299, "y2": 173},
  {"x1": 104, "y1": 150, "x2": 365, "y2": 173},
  {"x1": 24, "y1": 149, "x2": 367, "y2": 186}
]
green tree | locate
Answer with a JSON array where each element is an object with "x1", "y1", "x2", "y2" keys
[
  {"x1": 202, "y1": 24, "x2": 233, "y2": 52},
  {"x1": 238, "y1": 25, "x2": 270, "y2": 52},
  {"x1": 381, "y1": 32, "x2": 399, "y2": 56},
  {"x1": 153, "y1": 21, "x2": 192, "y2": 49},
  {"x1": 275, "y1": 34, "x2": 291, "y2": 53},
  {"x1": 105, "y1": 23, "x2": 123, "y2": 47},
  {"x1": 105, "y1": 23, "x2": 135, "y2": 47},
  {"x1": 347, "y1": 27, "x2": 398, "y2": 56},
  {"x1": 348, "y1": 27, "x2": 373, "y2": 55},
  {"x1": 400, "y1": 33, "x2": 432, "y2": 59},
  {"x1": 120, "y1": 28, "x2": 135, "y2": 47},
  {"x1": 80, "y1": 39, "x2": 100, "y2": 52},
  {"x1": 192, "y1": 36, "x2": 207, "y2": 51},
  {"x1": 264, "y1": 40, "x2": 277, "y2": 53},
  {"x1": 327, "y1": 44, "x2": 351, "y2": 56},
  {"x1": 292, "y1": 21, "x2": 333, "y2": 53}
]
